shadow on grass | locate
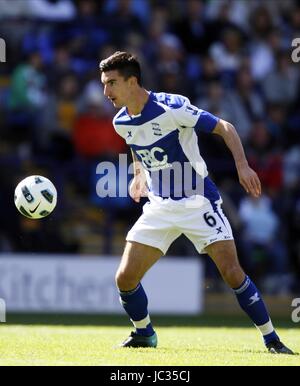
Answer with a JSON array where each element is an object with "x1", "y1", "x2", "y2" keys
[{"x1": 4, "y1": 313, "x2": 296, "y2": 329}]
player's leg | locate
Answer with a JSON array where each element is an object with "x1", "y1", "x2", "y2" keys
[
  {"x1": 116, "y1": 241, "x2": 163, "y2": 291},
  {"x1": 116, "y1": 199, "x2": 181, "y2": 347},
  {"x1": 116, "y1": 241, "x2": 163, "y2": 347},
  {"x1": 205, "y1": 240, "x2": 294, "y2": 354},
  {"x1": 204, "y1": 240, "x2": 245, "y2": 287}
]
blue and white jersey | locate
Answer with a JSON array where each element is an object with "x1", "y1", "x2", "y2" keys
[{"x1": 113, "y1": 92, "x2": 221, "y2": 204}]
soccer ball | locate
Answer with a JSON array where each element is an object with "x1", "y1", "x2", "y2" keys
[{"x1": 14, "y1": 176, "x2": 57, "y2": 219}]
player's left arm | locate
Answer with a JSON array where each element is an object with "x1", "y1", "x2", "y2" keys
[
  {"x1": 212, "y1": 119, "x2": 261, "y2": 198},
  {"x1": 171, "y1": 98, "x2": 261, "y2": 197}
]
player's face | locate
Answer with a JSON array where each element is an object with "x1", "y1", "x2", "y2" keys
[{"x1": 101, "y1": 70, "x2": 131, "y2": 108}]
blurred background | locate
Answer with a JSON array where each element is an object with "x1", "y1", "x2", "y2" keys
[{"x1": 0, "y1": 0, "x2": 299, "y2": 304}]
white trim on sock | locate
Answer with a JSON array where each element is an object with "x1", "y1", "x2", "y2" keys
[
  {"x1": 233, "y1": 276, "x2": 250, "y2": 294},
  {"x1": 255, "y1": 320, "x2": 275, "y2": 336},
  {"x1": 131, "y1": 315, "x2": 151, "y2": 329}
]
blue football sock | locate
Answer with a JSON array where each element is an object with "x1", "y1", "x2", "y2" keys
[
  {"x1": 119, "y1": 283, "x2": 155, "y2": 337},
  {"x1": 233, "y1": 276, "x2": 279, "y2": 345}
]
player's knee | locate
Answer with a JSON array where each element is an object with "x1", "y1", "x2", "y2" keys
[
  {"x1": 115, "y1": 269, "x2": 139, "y2": 291},
  {"x1": 221, "y1": 264, "x2": 245, "y2": 288}
]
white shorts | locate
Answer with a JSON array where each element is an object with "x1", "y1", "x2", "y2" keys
[{"x1": 126, "y1": 194, "x2": 234, "y2": 255}]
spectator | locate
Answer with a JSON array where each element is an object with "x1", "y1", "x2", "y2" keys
[
  {"x1": 262, "y1": 50, "x2": 299, "y2": 105},
  {"x1": 196, "y1": 81, "x2": 232, "y2": 120},
  {"x1": 105, "y1": 0, "x2": 145, "y2": 46},
  {"x1": 209, "y1": 27, "x2": 245, "y2": 86},
  {"x1": 247, "y1": 120, "x2": 283, "y2": 195},
  {"x1": 239, "y1": 195, "x2": 288, "y2": 290},
  {"x1": 143, "y1": 4, "x2": 169, "y2": 65},
  {"x1": 226, "y1": 67, "x2": 264, "y2": 141},
  {"x1": 8, "y1": 50, "x2": 47, "y2": 111},
  {"x1": 72, "y1": 88, "x2": 126, "y2": 159},
  {"x1": 248, "y1": 5, "x2": 279, "y2": 81},
  {"x1": 54, "y1": 0, "x2": 109, "y2": 75},
  {"x1": 0, "y1": 0, "x2": 29, "y2": 19},
  {"x1": 46, "y1": 44, "x2": 75, "y2": 84},
  {"x1": 172, "y1": 0, "x2": 210, "y2": 56},
  {"x1": 26, "y1": 0, "x2": 76, "y2": 21},
  {"x1": 40, "y1": 72, "x2": 80, "y2": 155},
  {"x1": 7, "y1": 50, "x2": 48, "y2": 147},
  {"x1": 205, "y1": 0, "x2": 245, "y2": 43},
  {"x1": 283, "y1": 146, "x2": 300, "y2": 189}
]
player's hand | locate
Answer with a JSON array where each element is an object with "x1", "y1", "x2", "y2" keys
[
  {"x1": 129, "y1": 175, "x2": 149, "y2": 203},
  {"x1": 237, "y1": 163, "x2": 262, "y2": 198}
]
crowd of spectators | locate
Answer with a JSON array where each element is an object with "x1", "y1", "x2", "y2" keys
[{"x1": 0, "y1": 0, "x2": 299, "y2": 293}]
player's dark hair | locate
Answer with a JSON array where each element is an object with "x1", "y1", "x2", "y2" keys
[{"x1": 99, "y1": 51, "x2": 142, "y2": 86}]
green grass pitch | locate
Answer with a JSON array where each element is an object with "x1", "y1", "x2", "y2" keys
[{"x1": 0, "y1": 314, "x2": 299, "y2": 366}]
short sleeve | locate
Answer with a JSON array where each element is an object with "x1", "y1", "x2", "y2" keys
[
  {"x1": 171, "y1": 98, "x2": 219, "y2": 134},
  {"x1": 194, "y1": 110, "x2": 219, "y2": 133}
]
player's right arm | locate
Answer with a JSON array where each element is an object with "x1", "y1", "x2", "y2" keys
[{"x1": 130, "y1": 149, "x2": 148, "y2": 203}]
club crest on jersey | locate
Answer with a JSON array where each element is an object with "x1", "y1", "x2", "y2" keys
[{"x1": 151, "y1": 122, "x2": 162, "y2": 136}]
